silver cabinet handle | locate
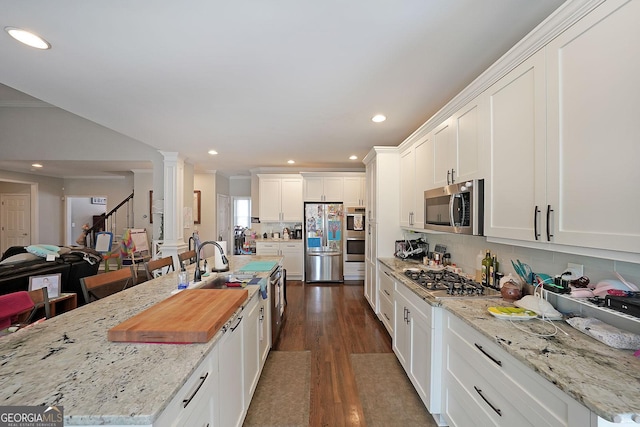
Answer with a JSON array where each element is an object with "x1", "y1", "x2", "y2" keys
[
  {"x1": 383, "y1": 312, "x2": 390, "y2": 321},
  {"x1": 182, "y1": 372, "x2": 208, "y2": 408},
  {"x1": 451, "y1": 168, "x2": 455, "y2": 184},
  {"x1": 383, "y1": 289, "x2": 390, "y2": 296}
]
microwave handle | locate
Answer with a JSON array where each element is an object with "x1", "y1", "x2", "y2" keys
[{"x1": 449, "y1": 194, "x2": 455, "y2": 226}]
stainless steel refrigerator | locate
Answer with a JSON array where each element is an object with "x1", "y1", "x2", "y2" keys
[{"x1": 304, "y1": 202, "x2": 343, "y2": 282}]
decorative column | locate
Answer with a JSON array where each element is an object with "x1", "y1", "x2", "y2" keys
[{"x1": 159, "y1": 151, "x2": 188, "y2": 265}]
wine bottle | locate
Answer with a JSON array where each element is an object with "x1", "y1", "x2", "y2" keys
[{"x1": 481, "y1": 250, "x2": 491, "y2": 286}]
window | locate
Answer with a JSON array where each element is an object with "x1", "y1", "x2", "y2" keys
[{"x1": 234, "y1": 198, "x2": 251, "y2": 229}]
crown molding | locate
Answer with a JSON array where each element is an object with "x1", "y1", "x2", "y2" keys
[{"x1": 400, "y1": 0, "x2": 606, "y2": 148}]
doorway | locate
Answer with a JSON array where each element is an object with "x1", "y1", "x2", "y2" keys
[
  {"x1": 217, "y1": 194, "x2": 230, "y2": 253},
  {"x1": 0, "y1": 194, "x2": 31, "y2": 253},
  {"x1": 65, "y1": 196, "x2": 107, "y2": 246}
]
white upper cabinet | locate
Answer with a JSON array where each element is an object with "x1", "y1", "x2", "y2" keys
[
  {"x1": 258, "y1": 174, "x2": 303, "y2": 222},
  {"x1": 343, "y1": 175, "x2": 366, "y2": 207},
  {"x1": 303, "y1": 176, "x2": 343, "y2": 202},
  {"x1": 452, "y1": 98, "x2": 483, "y2": 184},
  {"x1": 545, "y1": 0, "x2": 640, "y2": 253},
  {"x1": 432, "y1": 119, "x2": 456, "y2": 188},
  {"x1": 484, "y1": 50, "x2": 546, "y2": 243},
  {"x1": 430, "y1": 97, "x2": 483, "y2": 190},
  {"x1": 400, "y1": 134, "x2": 431, "y2": 229}
]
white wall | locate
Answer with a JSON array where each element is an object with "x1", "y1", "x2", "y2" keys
[
  {"x1": 67, "y1": 197, "x2": 107, "y2": 245},
  {"x1": 229, "y1": 176, "x2": 251, "y2": 197}
]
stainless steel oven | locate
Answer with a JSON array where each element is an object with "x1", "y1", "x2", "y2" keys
[{"x1": 344, "y1": 207, "x2": 365, "y2": 262}]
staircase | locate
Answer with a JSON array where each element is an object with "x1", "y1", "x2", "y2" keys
[{"x1": 83, "y1": 192, "x2": 135, "y2": 248}]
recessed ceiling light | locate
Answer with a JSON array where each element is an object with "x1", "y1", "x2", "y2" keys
[
  {"x1": 208, "y1": 150, "x2": 218, "y2": 155},
  {"x1": 287, "y1": 160, "x2": 295, "y2": 164},
  {"x1": 371, "y1": 114, "x2": 386, "y2": 123},
  {"x1": 349, "y1": 155, "x2": 358, "y2": 160},
  {"x1": 31, "y1": 163, "x2": 43, "y2": 168},
  {"x1": 5, "y1": 27, "x2": 51, "y2": 50}
]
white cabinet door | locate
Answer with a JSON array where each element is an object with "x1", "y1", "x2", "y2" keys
[
  {"x1": 258, "y1": 295, "x2": 271, "y2": 366},
  {"x1": 322, "y1": 177, "x2": 344, "y2": 202},
  {"x1": 393, "y1": 289, "x2": 410, "y2": 369},
  {"x1": 399, "y1": 147, "x2": 414, "y2": 228},
  {"x1": 408, "y1": 302, "x2": 433, "y2": 411},
  {"x1": 303, "y1": 176, "x2": 344, "y2": 202},
  {"x1": 433, "y1": 118, "x2": 456, "y2": 188},
  {"x1": 343, "y1": 176, "x2": 365, "y2": 207},
  {"x1": 303, "y1": 177, "x2": 324, "y2": 202},
  {"x1": 453, "y1": 98, "x2": 482, "y2": 184},
  {"x1": 413, "y1": 134, "x2": 431, "y2": 227},
  {"x1": 280, "y1": 242, "x2": 303, "y2": 279},
  {"x1": 255, "y1": 242, "x2": 279, "y2": 256},
  {"x1": 364, "y1": 223, "x2": 377, "y2": 312},
  {"x1": 366, "y1": 158, "x2": 376, "y2": 221},
  {"x1": 280, "y1": 177, "x2": 303, "y2": 222},
  {"x1": 546, "y1": 0, "x2": 640, "y2": 253},
  {"x1": 258, "y1": 178, "x2": 282, "y2": 222},
  {"x1": 243, "y1": 295, "x2": 260, "y2": 409},
  {"x1": 484, "y1": 50, "x2": 546, "y2": 242},
  {"x1": 218, "y1": 315, "x2": 245, "y2": 427}
]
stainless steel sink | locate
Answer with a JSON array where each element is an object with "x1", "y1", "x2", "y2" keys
[{"x1": 198, "y1": 273, "x2": 257, "y2": 289}]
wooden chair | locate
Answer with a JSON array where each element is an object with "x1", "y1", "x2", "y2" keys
[
  {"x1": 24, "y1": 287, "x2": 51, "y2": 323},
  {"x1": 178, "y1": 250, "x2": 197, "y2": 269},
  {"x1": 144, "y1": 256, "x2": 175, "y2": 281},
  {"x1": 79, "y1": 266, "x2": 135, "y2": 304}
]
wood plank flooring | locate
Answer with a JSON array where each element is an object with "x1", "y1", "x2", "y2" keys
[{"x1": 275, "y1": 281, "x2": 392, "y2": 427}]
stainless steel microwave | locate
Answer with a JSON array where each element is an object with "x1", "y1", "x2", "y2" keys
[{"x1": 424, "y1": 179, "x2": 484, "y2": 235}]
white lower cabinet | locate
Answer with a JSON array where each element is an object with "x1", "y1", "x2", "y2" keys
[
  {"x1": 243, "y1": 294, "x2": 261, "y2": 409},
  {"x1": 442, "y1": 311, "x2": 591, "y2": 427},
  {"x1": 218, "y1": 313, "x2": 245, "y2": 427},
  {"x1": 378, "y1": 265, "x2": 395, "y2": 334},
  {"x1": 256, "y1": 241, "x2": 303, "y2": 279},
  {"x1": 393, "y1": 282, "x2": 442, "y2": 415},
  {"x1": 258, "y1": 290, "x2": 271, "y2": 367},
  {"x1": 155, "y1": 347, "x2": 219, "y2": 427}
]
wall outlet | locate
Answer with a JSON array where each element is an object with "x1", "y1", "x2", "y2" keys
[{"x1": 567, "y1": 263, "x2": 584, "y2": 278}]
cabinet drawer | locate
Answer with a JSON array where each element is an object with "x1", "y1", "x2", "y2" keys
[
  {"x1": 155, "y1": 348, "x2": 217, "y2": 427},
  {"x1": 446, "y1": 314, "x2": 590, "y2": 426},
  {"x1": 379, "y1": 292, "x2": 393, "y2": 333},
  {"x1": 379, "y1": 267, "x2": 395, "y2": 299}
]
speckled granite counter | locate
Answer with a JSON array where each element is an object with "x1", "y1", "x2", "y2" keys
[
  {"x1": 0, "y1": 255, "x2": 280, "y2": 425},
  {"x1": 379, "y1": 257, "x2": 640, "y2": 422}
]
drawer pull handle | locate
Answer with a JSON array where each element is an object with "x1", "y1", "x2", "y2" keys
[
  {"x1": 384, "y1": 289, "x2": 390, "y2": 296},
  {"x1": 474, "y1": 386, "x2": 502, "y2": 416},
  {"x1": 230, "y1": 316, "x2": 243, "y2": 332},
  {"x1": 474, "y1": 343, "x2": 502, "y2": 367},
  {"x1": 183, "y1": 372, "x2": 209, "y2": 408},
  {"x1": 383, "y1": 313, "x2": 390, "y2": 321}
]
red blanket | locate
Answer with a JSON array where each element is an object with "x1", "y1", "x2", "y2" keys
[{"x1": 0, "y1": 291, "x2": 34, "y2": 329}]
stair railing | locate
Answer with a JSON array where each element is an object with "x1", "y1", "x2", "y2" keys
[{"x1": 83, "y1": 192, "x2": 135, "y2": 247}]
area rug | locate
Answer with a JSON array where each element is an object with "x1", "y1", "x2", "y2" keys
[
  {"x1": 243, "y1": 351, "x2": 311, "y2": 427},
  {"x1": 351, "y1": 353, "x2": 436, "y2": 427}
]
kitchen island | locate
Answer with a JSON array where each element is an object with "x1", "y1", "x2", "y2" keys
[
  {"x1": 0, "y1": 255, "x2": 281, "y2": 426},
  {"x1": 379, "y1": 257, "x2": 640, "y2": 424}
]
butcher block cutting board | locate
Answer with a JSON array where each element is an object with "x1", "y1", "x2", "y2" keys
[{"x1": 108, "y1": 289, "x2": 248, "y2": 343}]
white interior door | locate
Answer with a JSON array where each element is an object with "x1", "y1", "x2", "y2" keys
[
  {"x1": 217, "y1": 194, "x2": 231, "y2": 253},
  {"x1": 1, "y1": 194, "x2": 31, "y2": 253}
]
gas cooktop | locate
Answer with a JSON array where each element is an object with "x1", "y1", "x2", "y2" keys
[{"x1": 403, "y1": 268, "x2": 501, "y2": 299}]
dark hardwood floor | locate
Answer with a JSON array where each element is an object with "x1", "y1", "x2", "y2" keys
[{"x1": 275, "y1": 280, "x2": 392, "y2": 427}]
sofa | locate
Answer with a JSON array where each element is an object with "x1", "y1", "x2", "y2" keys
[{"x1": 0, "y1": 246, "x2": 102, "y2": 306}]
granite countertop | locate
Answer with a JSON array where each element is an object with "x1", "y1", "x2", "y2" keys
[
  {"x1": 0, "y1": 255, "x2": 281, "y2": 426},
  {"x1": 378, "y1": 257, "x2": 640, "y2": 423}
]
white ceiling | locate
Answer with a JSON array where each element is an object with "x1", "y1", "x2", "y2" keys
[{"x1": 0, "y1": 0, "x2": 565, "y2": 178}]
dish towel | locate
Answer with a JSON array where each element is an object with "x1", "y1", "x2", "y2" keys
[
  {"x1": 353, "y1": 214, "x2": 364, "y2": 231},
  {"x1": 0, "y1": 291, "x2": 35, "y2": 329}
]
